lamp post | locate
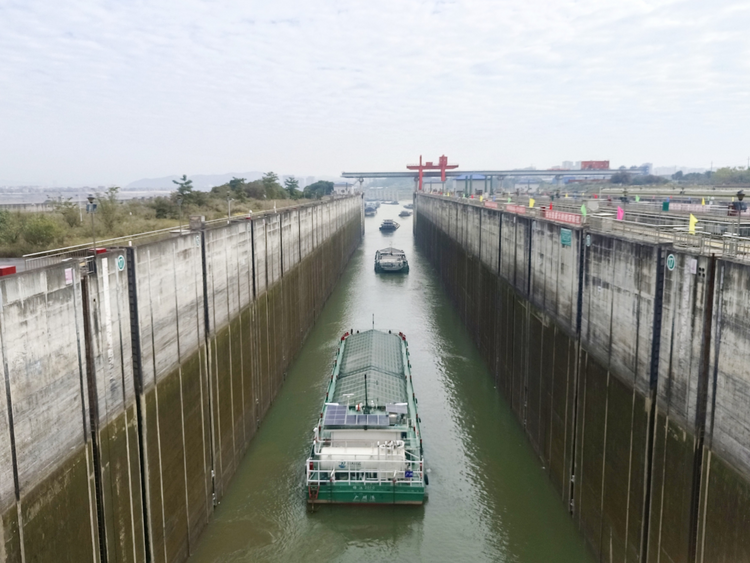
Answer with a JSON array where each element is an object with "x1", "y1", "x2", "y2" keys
[
  {"x1": 86, "y1": 193, "x2": 97, "y2": 253},
  {"x1": 737, "y1": 190, "x2": 745, "y2": 237},
  {"x1": 227, "y1": 197, "x2": 233, "y2": 222}
]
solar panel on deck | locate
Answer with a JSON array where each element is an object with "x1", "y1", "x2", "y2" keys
[{"x1": 323, "y1": 404, "x2": 348, "y2": 426}]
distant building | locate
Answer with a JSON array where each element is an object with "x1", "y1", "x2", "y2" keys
[
  {"x1": 640, "y1": 163, "x2": 654, "y2": 175},
  {"x1": 581, "y1": 160, "x2": 610, "y2": 170},
  {"x1": 562, "y1": 161, "x2": 574, "y2": 169}
]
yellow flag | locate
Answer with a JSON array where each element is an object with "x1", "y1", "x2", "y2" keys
[
  {"x1": 565, "y1": 193, "x2": 569, "y2": 198},
  {"x1": 701, "y1": 198, "x2": 705, "y2": 205},
  {"x1": 529, "y1": 198, "x2": 535, "y2": 208},
  {"x1": 479, "y1": 195, "x2": 484, "y2": 202},
  {"x1": 689, "y1": 214, "x2": 698, "y2": 234}
]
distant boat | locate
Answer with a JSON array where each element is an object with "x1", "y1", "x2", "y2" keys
[
  {"x1": 379, "y1": 219, "x2": 400, "y2": 232},
  {"x1": 403, "y1": 203, "x2": 414, "y2": 209},
  {"x1": 365, "y1": 204, "x2": 377, "y2": 216},
  {"x1": 375, "y1": 247, "x2": 409, "y2": 274},
  {"x1": 398, "y1": 210, "x2": 412, "y2": 218}
]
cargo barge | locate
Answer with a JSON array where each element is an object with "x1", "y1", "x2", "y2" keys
[{"x1": 306, "y1": 329, "x2": 426, "y2": 504}]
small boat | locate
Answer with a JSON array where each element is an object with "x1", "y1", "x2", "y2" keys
[
  {"x1": 374, "y1": 247, "x2": 409, "y2": 273},
  {"x1": 365, "y1": 204, "x2": 377, "y2": 216},
  {"x1": 379, "y1": 219, "x2": 400, "y2": 232},
  {"x1": 388, "y1": 200, "x2": 399, "y2": 205},
  {"x1": 305, "y1": 329, "x2": 426, "y2": 504},
  {"x1": 403, "y1": 203, "x2": 414, "y2": 209},
  {"x1": 398, "y1": 210, "x2": 412, "y2": 218}
]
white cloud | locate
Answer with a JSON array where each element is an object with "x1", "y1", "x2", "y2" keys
[{"x1": 0, "y1": 0, "x2": 748, "y2": 184}]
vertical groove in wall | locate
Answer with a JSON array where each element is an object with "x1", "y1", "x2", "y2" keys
[
  {"x1": 125, "y1": 247, "x2": 152, "y2": 563},
  {"x1": 81, "y1": 271, "x2": 109, "y2": 563},
  {"x1": 199, "y1": 230, "x2": 217, "y2": 508},
  {"x1": 688, "y1": 254, "x2": 717, "y2": 562},
  {"x1": 639, "y1": 247, "x2": 665, "y2": 562}
]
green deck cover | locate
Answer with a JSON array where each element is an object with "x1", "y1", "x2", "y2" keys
[{"x1": 332, "y1": 331, "x2": 406, "y2": 406}]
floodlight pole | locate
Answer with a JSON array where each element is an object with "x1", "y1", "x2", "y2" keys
[{"x1": 87, "y1": 194, "x2": 97, "y2": 253}]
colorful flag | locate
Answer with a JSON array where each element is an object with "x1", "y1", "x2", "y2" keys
[
  {"x1": 529, "y1": 198, "x2": 535, "y2": 208},
  {"x1": 581, "y1": 204, "x2": 587, "y2": 217},
  {"x1": 617, "y1": 207, "x2": 624, "y2": 221},
  {"x1": 689, "y1": 214, "x2": 698, "y2": 234},
  {"x1": 702, "y1": 198, "x2": 705, "y2": 205},
  {"x1": 635, "y1": 195, "x2": 640, "y2": 202},
  {"x1": 479, "y1": 195, "x2": 484, "y2": 202}
]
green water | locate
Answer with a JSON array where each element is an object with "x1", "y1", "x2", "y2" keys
[{"x1": 189, "y1": 204, "x2": 593, "y2": 563}]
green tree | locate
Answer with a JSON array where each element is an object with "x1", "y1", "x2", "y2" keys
[
  {"x1": 229, "y1": 177, "x2": 246, "y2": 193},
  {"x1": 243, "y1": 180, "x2": 265, "y2": 199},
  {"x1": 150, "y1": 197, "x2": 177, "y2": 219},
  {"x1": 303, "y1": 180, "x2": 334, "y2": 199},
  {"x1": 713, "y1": 167, "x2": 750, "y2": 184},
  {"x1": 261, "y1": 171, "x2": 287, "y2": 199},
  {"x1": 172, "y1": 174, "x2": 206, "y2": 205},
  {"x1": 52, "y1": 197, "x2": 81, "y2": 228},
  {"x1": 284, "y1": 176, "x2": 300, "y2": 199},
  {"x1": 0, "y1": 210, "x2": 25, "y2": 244},
  {"x1": 22, "y1": 215, "x2": 59, "y2": 247},
  {"x1": 97, "y1": 186, "x2": 122, "y2": 231},
  {"x1": 610, "y1": 171, "x2": 631, "y2": 184}
]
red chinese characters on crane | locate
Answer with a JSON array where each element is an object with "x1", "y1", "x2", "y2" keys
[{"x1": 407, "y1": 155, "x2": 459, "y2": 190}]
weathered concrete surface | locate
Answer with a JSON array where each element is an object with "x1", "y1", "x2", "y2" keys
[
  {"x1": 415, "y1": 194, "x2": 750, "y2": 563},
  {"x1": 0, "y1": 196, "x2": 361, "y2": 563}
]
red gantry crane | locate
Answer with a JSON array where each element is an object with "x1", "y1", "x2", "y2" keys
[{"x1": 407, "y1": 155, "x2": 459, "y2": 191}]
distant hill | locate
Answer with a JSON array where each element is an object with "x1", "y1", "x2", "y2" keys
[{"x1": 124, "y1": 171, "x2": 265, "y2": 191}]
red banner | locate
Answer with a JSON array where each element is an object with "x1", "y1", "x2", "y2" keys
[
  {"x1": 505, "y1": 204, "x2": 527, "y2": 215},
  {"x1": 543, "y1": 209, "x2": 583, "y2": 225},
  {"x1": 484, "y1": 201, "x2": 498, "y2": 208}
]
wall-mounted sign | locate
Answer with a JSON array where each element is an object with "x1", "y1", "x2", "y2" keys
[
  {"x1": 116, "y1": 255, "x2": 125, "y2": 271},
  {"x1": 561, "y1": 228, "x2": 572, "y2": 247},
  {"x1": 505, "y1": 204, "x2": 527, "y2": 215},
  {"x1": 544, "y1": 209, "x2": 583, "y2": 225},
  {"x1": 586, "y1": 234, "x2": 591, "y2": 247},
  {"x1": 666, "y1": 254, "x2": 676, "y2": 271}
]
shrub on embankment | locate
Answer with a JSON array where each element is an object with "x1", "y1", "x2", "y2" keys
[{"x1": 0, "y1": 183, "x2": 301, "y2": 257}]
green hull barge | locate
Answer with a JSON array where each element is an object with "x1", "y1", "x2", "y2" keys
[{"x1": 306, "y1": 329, "x2": 426, "y2": 505}]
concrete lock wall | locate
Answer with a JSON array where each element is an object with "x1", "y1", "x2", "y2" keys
[
  {"x1": 414, "y1": 194, "x2": 750, "y2": 563},
  {"x1": 0, "y1": 195, "x2": 362, "y2": 563}
]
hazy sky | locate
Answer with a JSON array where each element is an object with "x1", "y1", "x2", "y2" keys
[{"x1": 1, "y1": 0, "x2": 748, "y2": 185}]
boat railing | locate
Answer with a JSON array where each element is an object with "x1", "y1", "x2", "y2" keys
[
  {"x1": 313, "y1": 438, "x2": 421, "y2": 455},
  {"x1": 306, "y1": 457, "x2": 425, "y2": 486}
]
